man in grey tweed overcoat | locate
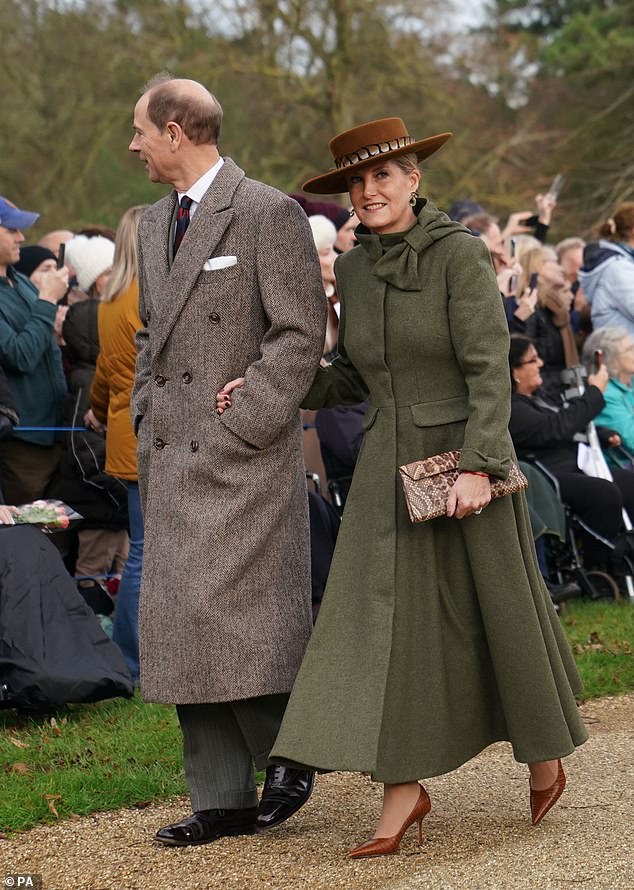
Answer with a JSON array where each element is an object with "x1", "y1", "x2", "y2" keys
[{"x1": 129, "y1": 75, "x2": 326, "y2": 846}]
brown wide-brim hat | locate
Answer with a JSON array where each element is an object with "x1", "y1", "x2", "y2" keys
[{"x1": 302, "y1": 117, "x2": 453, "y2": 195}]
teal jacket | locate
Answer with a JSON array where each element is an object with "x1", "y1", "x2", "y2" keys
[
  {"x1": 594, "y1": 377, "x2": 634, "y2": 464},
  {"x1": 0, "y1": 269, "x2": 66, "y2": 445}
]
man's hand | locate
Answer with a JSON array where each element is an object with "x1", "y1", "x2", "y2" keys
[
  {"x1": 446, "y1": 472, "x2": 491, "y2": 519},
  {"x1": 38, "y1": 268, "x2": 69, "y2": 304}
]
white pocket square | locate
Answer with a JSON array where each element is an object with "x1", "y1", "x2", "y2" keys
[{"x1": 203, "y1": 255, "x2": 237, "y2": 271}]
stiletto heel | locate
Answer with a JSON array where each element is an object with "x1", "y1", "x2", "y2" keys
[
  {"x1": 530, "y1": 759, "x2": 566, "y2": 826},
  {"x1": 347, "y1": 784, "x2": 431, "y2": 859}
]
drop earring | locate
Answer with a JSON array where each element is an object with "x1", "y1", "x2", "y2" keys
[{"x1": 409, "y1": 191, "x2": 419, "y2": 208}]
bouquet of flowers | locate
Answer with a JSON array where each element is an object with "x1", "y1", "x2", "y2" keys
[{"x1": 10, "y1": 499, "x2": 83, "y2": 530}]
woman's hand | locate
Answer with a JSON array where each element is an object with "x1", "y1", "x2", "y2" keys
[
  {"x1": 587, "y1": 365, "x2": 609, "y2": 393},
  {"x1": 514, "y1": 284, "x2": 538, "y2": 321},
  {"x1": 497, "y1": 261, "x2": 521, "y2": 296},
  {"x1": 446, "y1": 473, "x2": 491, "y2": 520},
  {"x1": 501, "y1": 211, "x2": 535, "y2": 240},
  {"x1": 84, "y1": 408, "x2": 104, "y2": 432},
  {"x1": 216, "y1": 378, "x2": 245, "y2": 414},
  {"x1": 0, "y1": 505, "x2": 18, "y2": 525},
  {"x1": 535, "y1": 192, "x2": 557, "y2": 225}
]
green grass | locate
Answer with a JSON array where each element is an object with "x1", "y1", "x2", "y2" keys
[
  {"x1": 560, "y1": 599, "x2": 634, "y2": 700},
  {"x1": 0, "y1": 694, "x2": 185, "y2": 834},
  {"x1": 1, "y1": 600, "x2": 633, "y2": 835}
]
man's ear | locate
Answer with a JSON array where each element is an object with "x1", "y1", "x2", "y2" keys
[{"x1": 166, "y1": 121, "x2": 182, "y2": 148}]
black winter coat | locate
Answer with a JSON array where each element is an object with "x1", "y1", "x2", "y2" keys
[
  {"x1": 509, "y1": 386, "x2": 605, "y2": 473},
  {"x1": 0, "y1": 525, "x2": 132, "y2": 709},
  {"x1": 48, "y1": 301, "x2": 127, "y2": 528}
]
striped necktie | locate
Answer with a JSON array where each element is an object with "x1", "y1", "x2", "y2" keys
[{"x1": 173, "y1": 195, "x2": 193, "y2": 255}]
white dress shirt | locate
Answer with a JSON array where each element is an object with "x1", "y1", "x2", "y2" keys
[{"x1": 176, "y1": 157, "x2": 224, "y2": 222}]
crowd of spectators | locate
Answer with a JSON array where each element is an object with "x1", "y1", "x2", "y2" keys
[{"x1": 0, "y1": 186, "x2": 633, "y2": 698}]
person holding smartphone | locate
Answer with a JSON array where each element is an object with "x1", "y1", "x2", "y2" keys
[
  {"x1": 509, "y1": 334, "x2": 634, "y2": 570},
  {"x1": 0, "y1": 196, "x2": 69, "y2": 505},
  {"x1": 511, "y1": 246, "x2": 578, "y2": 402}
]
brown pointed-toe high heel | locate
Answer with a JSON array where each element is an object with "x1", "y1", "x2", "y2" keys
[
  {"x1": 347, "y1": 784, "x2": 431, "y2": 859},
  {"x1": 530, "y1": 759, "x2": 566, "y2": 826}
]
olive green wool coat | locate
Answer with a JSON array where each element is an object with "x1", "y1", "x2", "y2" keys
[{"x1": 271, "y1": 201, "x2": 588, "y2": 783}]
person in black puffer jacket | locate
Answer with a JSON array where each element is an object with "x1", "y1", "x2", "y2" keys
[{"x1": 47, "y1": 266, "x2": 128, "y2": 613}]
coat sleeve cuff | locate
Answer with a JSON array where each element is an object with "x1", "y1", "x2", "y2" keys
[
  {"x1": 219, "y1": 409, "x2": 272, "y2": 449},
  {"x1": 458, "y1": 449, "x2": 512, "y2": 480}
]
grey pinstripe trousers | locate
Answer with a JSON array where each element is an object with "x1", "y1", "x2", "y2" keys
[{"x1": 176, "y1": 694, "x2": 288, "y2": 810}]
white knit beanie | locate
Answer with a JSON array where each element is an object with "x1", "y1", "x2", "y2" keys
[
  {"x1": 309, "y1": 215, "x2": 337, "y2": 251},
  {"x1": 65, "y1": 235, "x2": 115, "y2": 293}
]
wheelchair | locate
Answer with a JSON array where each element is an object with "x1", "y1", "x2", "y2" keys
[{"x1": 521, "y1": 458, "x2": 634, "y2": 602}]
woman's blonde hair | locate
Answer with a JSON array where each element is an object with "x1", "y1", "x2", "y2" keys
[
  {"x1": 102, "y1": 205, "x2": 149, "y2": 303},
  {"x1": 517, "y1": 245, "x2": 558, "y2": 300},
  {"x1": 393, "y1": 153, "x2": 419, "y2": 176}
]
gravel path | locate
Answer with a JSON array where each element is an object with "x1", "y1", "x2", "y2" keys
[{"x1": 2, "y1": 694, "x2": 633, "y2": 890}]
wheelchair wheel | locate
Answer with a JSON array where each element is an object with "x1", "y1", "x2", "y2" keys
[{"x1": 585, "y1": 570, "x2": 620, "y2": 601}]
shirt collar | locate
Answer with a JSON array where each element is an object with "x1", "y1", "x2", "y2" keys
[{"x1": 177, "y1": 157, "x2": 224, "y2": 206}]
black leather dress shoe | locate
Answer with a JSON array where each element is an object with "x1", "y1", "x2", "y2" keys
[
  {"x1": 255, "y1": 765, "x2": 314, "y2": 830},
  {"x1": 155, "y1": 807, "x2": 257, "y2": 846}
]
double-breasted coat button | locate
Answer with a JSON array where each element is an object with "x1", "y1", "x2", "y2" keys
[
  {"x1": 155, "y1": 374, "x2": 166, "y2": 387},
  {"x1": 209, "y1": 312, "x2": 221, "y2": 324},
  {"x1": 182, "y1": 372, "x2": 193, "y2": 384},
  {"x1": 190, "y1": 440, "x2": 199, "y2": 452},
  {"x1": 154, "y1": 437, "x2": 166, "y2": 449}
]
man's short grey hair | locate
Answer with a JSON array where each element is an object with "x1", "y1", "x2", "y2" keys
[
  {"x1": 142, "y1": 73, "x2": 223, "y2": 146},
  {"x1": 555, "y1": 236, "x2": 585, "y2": 261}
]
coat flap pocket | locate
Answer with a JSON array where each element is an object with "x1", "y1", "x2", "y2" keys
[
  {"x1": 410, "y1": 396, "x2": 469, "y2": 428},
  {"x1": 362, "y1": 405, "x2": 379, "y2": 430}
]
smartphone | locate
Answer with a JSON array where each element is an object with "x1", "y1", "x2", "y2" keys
[
  {"x1": 571, "y1": 280, "x2": 580, "y2": 296},
  {"x1": 547, "y1": 174, "x2": 565, "y2": 200},
  {"x1": 57, "y1": 242, "x2": 66, "y2": 270},
  {"x1": 593, "y1": 349, "x2": 603, "y2": 374},
  {"x1": 509, "y1": 237, "x2": 516, "y2": 259},
  {"x1": 529, "y1": 271, "x2": 539, "y2": 291}
]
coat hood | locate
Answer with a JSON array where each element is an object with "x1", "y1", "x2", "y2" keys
[
  {"x1": 578, "y1": 240, "x2": 633, "y2": 303},
  {"x1": 62, "y1": 298, "x2": 100, "y2": 365}
]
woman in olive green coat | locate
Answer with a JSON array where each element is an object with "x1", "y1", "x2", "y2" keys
[{"x1": 217, "y1": 118, "x2": 587, "y2": 857}]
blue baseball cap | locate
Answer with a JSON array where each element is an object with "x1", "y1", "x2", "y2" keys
[{"x1": 0, "y1": 196, "x2": 40, "y2": 230}]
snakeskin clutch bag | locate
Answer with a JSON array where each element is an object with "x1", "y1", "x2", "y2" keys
[{"x1": 398, "y1": 449, "x2": 528, "y2": 523}]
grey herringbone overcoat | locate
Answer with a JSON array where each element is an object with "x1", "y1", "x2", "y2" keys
[{"x1": 132, "y1": 159, "x2": 326, "y2": 704}]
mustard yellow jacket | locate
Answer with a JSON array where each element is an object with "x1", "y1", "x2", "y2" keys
[{"x1": 91, "y1": 279, "x2": 140, "y2": 481}]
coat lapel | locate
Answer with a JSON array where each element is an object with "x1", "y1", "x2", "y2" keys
[{"x1": 151, "y1": 159, "x2": 244, "y2": 357}]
